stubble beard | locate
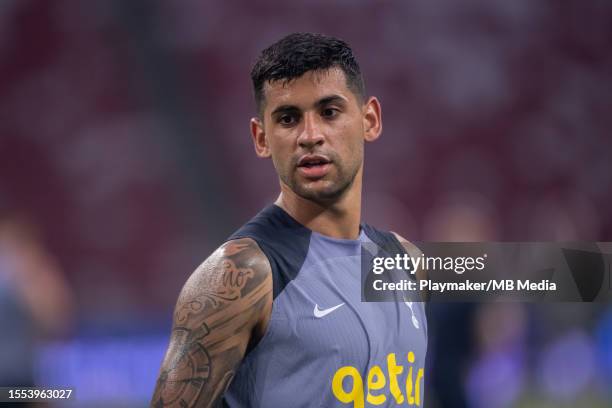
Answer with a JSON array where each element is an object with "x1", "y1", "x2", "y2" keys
[{"x1": 278, "y1": 156, "x2": 362, "y2": 205}]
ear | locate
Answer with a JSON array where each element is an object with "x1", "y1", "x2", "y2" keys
[
  {"x1": 362, "y1": 96, "x2": 382, "y2": 142},
  {"x1": 250, "y1": 117, "x2": 271, "y2": 158}
]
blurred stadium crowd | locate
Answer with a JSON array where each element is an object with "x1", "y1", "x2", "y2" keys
[{"x1": 1, "y1": 1, "x2": 611, "y2": 407}]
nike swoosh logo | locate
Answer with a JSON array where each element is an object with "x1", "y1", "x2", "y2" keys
[{"x1": 313, "y1": 303, "x2": 345, "y2": 318}]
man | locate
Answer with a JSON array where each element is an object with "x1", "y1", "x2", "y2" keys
[{"x1": 151, "y1": 33, "x2": 427, "y2": 408}]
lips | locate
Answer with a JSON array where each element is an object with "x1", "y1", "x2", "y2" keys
[
  {"x1": 298, "y1": 154, "x2": 331, "y2": 167},
  {"x1": 297, "y1": 154, "x2": 332, "y2": 179}
]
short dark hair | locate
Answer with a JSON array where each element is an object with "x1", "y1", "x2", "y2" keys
[{"x1": 250, "y1": 33, "x2": 365, "y2": 115}]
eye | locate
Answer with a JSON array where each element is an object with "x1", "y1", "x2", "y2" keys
[
  {"x1": 278, "y1": 114, "x2": 298, "y2": 126},
  {"x1": 321, "y1": 108, "x2": 339, "y2": 118}
]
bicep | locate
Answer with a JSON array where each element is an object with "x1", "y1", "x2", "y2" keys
[{"x1": 151, "y1": 238, "x2": 272, "y2": 408}]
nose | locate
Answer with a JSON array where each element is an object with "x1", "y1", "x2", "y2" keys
[{"x1": 297, "y1": 112, "x2": 324, "y2": 149}]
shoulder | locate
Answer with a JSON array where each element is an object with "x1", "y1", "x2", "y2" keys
[
  {"x1": 229, "y1": 206, "x2": 313, "y2": 299},
  {"x1": 390, "y1": 232, "x2": 423, "y2": 258},
  {"x1": 391, "y1": 231, "x2": 428, "y2": 301},
  {"x1": 212, "y1": 238, "x2": 272, "y2": 275},
  {"x1": 361, "y1": 224, "x2": 420, "y2": 257},
  {"x1": 175, "y1": 237, "x2": 272, "y2": 328},
  {"x1": 183, "y1": 238, "x2": 272, "y2": 301}
]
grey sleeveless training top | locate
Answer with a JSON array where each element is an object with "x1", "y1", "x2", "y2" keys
[{"x1": 224, "y1": 205, "x2": 427, "y2": 407}]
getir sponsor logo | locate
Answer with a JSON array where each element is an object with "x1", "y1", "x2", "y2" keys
[{"x1": 332, "y1": 352, "x2": 424, "y2": 407}]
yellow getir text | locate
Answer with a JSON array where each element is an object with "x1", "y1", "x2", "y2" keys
[{"x1": 332, "y1": 352, "x2": 424, "y2": 407}]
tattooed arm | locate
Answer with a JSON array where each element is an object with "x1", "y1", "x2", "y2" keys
[{"x1": 151, "y1": 238, "x2": 272, "y2": 408}]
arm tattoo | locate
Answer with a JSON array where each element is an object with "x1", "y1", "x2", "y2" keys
[{"x1": 151, "y1": 238, "x2": 272, "y2": 408}]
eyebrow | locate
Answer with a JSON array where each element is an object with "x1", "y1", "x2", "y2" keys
[{"x1": 270, "y1": 94, "x2": 348, "y2": 117}]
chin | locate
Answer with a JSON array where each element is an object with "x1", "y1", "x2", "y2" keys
[{"x1": 294, "y1": 181, "x2": 349, "y2": 203}]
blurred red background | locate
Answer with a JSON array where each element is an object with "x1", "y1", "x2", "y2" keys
[{"x1": 1, "y1": 1, "x2": 611, "y2": 407}]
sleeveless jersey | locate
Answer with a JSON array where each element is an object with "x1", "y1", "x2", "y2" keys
[{"x1": 224, "y1": 205, "x2": 427, "y2": 407}]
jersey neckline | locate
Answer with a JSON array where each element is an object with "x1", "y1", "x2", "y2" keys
[{"x1": 271, "y1": 204, "x2": 366, "y2": 244}]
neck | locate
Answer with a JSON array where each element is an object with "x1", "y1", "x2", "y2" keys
[{"x1": 275, "y1": 169, "x2": 363, "y2": 240}]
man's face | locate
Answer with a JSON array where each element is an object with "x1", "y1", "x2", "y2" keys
[{"x1": 252, "y1": 68, "x2": 378, "y2": 203}]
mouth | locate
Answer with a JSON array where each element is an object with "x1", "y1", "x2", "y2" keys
[
  {"x1": 297, "y1": 154, "x2": 332, "y2": 179},
  {"x1": 298, "y1": 154, "x2": 331, "y2": 168}
]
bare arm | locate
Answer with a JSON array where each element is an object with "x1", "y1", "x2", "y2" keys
[{"x1": 151, "y1": 238, "x2": 272, "y2": 408}]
